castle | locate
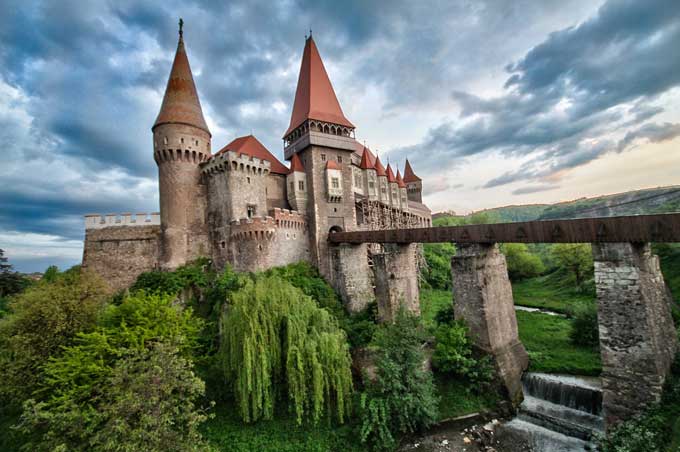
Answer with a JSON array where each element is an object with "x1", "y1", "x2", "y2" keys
[{"x1": 82, "y1": 24, "x2": 431, "y2": 311}]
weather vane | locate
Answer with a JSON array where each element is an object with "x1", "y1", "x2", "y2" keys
[{"x1": 179, "y1": 18, "x2": 184, "y2": 37}]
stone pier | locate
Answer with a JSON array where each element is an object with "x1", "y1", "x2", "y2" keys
[
  {"x1": 373, "y1": 243, "x2": 420, "y2": 322},
  {"x1": 330, "y1": 243, "x2": 375, "y2": 313},
  {"x1": 593, "y1": 242, "x2": 678, "y2": 428},
  {"x1": 451, "y1": 243, "x2": 529, "y2": 405}
]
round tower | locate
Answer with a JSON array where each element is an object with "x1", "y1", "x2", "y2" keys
[{"x1": 153, "y1": 20, "x2": 211, "y2": 269}]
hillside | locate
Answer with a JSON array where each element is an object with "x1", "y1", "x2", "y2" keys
[{"x1": 434, "y1": 185, "x2": 680, "y2": 223}]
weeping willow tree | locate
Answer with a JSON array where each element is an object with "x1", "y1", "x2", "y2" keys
[{"x1": 220, "y1": 274, "x2": 353, "y2": 425}]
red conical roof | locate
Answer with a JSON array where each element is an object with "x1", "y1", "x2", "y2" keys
[
  {"x1": 214, "y1": 135, "x2": 288, "y2": 175},
  {"x1": 153, "y1": 30, "x2": 210, "y2": 135},
  {"x1": 288, "y1": 153, "x2": 305, "y2": 173},
  {"x1": 359, "y1": 147, "x2": 374, "y2": 169},
  {"x1": 284, "y1": 36, "x2": 354, "y2": 137},
  {"x1": 374, "y1": 155, "x2": 387, "y2": 177},
  {"x1": 403, "y1": 159, "x2": 421, "y2": 182},
  {"x1": 396, "y1": 170, "x2": 406, "y2": 188},
  {"x1": 386, "y1": 164, "x2": 396, "y2": 183},
  {"x1": 326, "y1": 160, "x2": 341, "y2": 170}
]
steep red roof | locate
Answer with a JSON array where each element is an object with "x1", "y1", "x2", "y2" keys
[
  {"x1": 153, "y1": 30, "x2": 210, "y2": 135},
  {"x1": 354, "y1": 142, "x2": 377, "y2": 168},
  {"x1": 374, "y1": 155, "x2": 387, "y2": 177},
  {"x1": 215, "y1": 135, "x2": 288, "y2": 175},
  {"x1": 288, "y1": 153, "x2": 305, "y2": 173},
  {"x1": 386, "y1": 164, "x2": 397, "y2": 183},
  {"x1": 396, "y1": 170, "x2": 406, "y2": 188},
  {"x1": 403, "y1": 159, "x2": 421, "y2": 182},
  {"x1": 326, "y1": 160, "x2": 341, "y2": 170},
  {"x1": 284, "y1": 36, "x2": 354, "y2": 137},
  {"x1": 359, "y1": 147, "x2": 374, "y2": 169}
]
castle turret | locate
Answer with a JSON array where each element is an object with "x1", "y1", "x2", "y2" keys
[
  {"x1": 396, "y1": 170, "x2": 408, "y2": 211},
  {"x1": 386, "y1": 164, "x2": 399, "y2": 208},
  {"x1": 360, "y1": 147, "x2": 378, "y2": 201},
  {"x1": 287, "y1": 153, "x2": 308, "y2": 213},
  {"x1": 374, "y1": 156, "x2": 388, "y2": 204},
  {"x1": 153, "y1": 20, "x2": 211, "y2": 269},
  {"x1": 403, "y1": 159, "x2": 422, "y2": 203}
]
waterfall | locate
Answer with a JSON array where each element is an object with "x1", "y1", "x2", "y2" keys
[{"x1": 499, "y1": 373, "x2": 604, "y2": 451}]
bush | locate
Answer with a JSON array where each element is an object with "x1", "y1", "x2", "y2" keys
[
  {"x1": 422, "y1": 243, "x2": 455, "y2": 290},
  {"x1": 358, "y1": 311, "x2": 438, "y2": 451},
  {"x1": 0, "y1": 270, "x2": 110, "y2": 404},
  {"x1": 501, "y1": 243, "x2": 546, "y2": 281},
  {"x1": 569, "y1": 302, "x2": 599, "y2": 348},
  {"x1": 220, "y1": 274, "x2": 353, "y2": 425},
  {"x1": 16, "y1": 291, "x2": 207, "y2": 451},
  {"x1": 550, "y1": 243, "x2": 594, "y2": 288},
  {"x1": 432, "y1": 321, "x2": 494, "y2": 391}
]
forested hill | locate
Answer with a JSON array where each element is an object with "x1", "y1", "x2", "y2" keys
[{"x1": 439, "y1": 185, "x2": 680, "y2": 223}]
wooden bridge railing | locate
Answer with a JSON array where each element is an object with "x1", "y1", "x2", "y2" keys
[{"x1": 328, "y1": 212, "x2": 680, "y2": 244}]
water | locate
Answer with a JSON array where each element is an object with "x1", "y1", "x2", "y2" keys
[
  {"x1": 514, "y1": 305, "x2": 565, "y2": 317},
  {"x1": 499, "y1": 373, "x2": 604, "y2": 451}
]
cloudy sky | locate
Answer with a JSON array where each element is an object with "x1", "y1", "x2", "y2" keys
[{"x1": 1, "y1": 0, "x2": 679, "y2": 272}]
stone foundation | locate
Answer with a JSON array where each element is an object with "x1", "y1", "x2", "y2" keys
[
  {"x1": 593, "y1": 242, "x2": 679, "y2": 428},
  {"x1": 451, "y1": 243, "x2": 528, "y2": 405},
  {"x1": 330, "y1": 243, "x2": 374, "y2": 313},
  {"x1": 373, "y1": 243, "x2": 420, "y2": 322}
]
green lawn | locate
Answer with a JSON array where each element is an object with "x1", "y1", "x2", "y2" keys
[
  {"x1": 516, "y1": 310, "x2": 601, "y2": 376},
  {"x1": 512, "y1": 273, "x2": 594, "y2": 314}
]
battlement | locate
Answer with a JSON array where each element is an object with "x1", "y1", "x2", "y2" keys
[
  {"x1": 201, "y1": 150, "x2": 271, "y2": 177},
  {"x1": 229, "y1": 216, "x2": 277, "y2": 241},
  {"x1": 84, "y1": 212, "x2": 160, "y2": 230},
  {"x1": 272, "y1": 208, "x2": 307, "y2": 230}
]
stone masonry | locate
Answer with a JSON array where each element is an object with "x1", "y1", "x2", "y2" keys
[
  {"x1": 373, "y1": 244, "x2": 420, "y2": 322},
  {"x1": 451, "y1": 243, "x2": 529, "y2": 405},
  {"x1": 593, "y1": 242, "x2": 679, "y2": 428}
]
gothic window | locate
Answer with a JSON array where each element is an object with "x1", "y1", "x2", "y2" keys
[
  {"x1": 298, "y1": 180, "x2": 304, "y2": 191},
  {"x1": 331, "y1": 178, "x2": 340, "y2": 189},
  {"x1": 321, "y1": 154, "x2": 326, "y2": 161},
  {"x1": 247, "y1": 205, "x2": 256, "y2": 218}
]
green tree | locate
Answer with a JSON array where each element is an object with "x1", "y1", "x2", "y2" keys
[
  {"x1": 220, "y1": 274, "x2": 353, "y2": 425},
  {"x1": 501, "y1": 243, "x2": 546, "y2": 281},
  {"x1": 550, "y1": 243, "x2": 594, "y2": 287},
  {"x1": 0, "y1": 270, "x2": 110, "y2": 404},
  {"x1": 358, "y1": 311, "x2": 438, "y2": 451},
  {"x1": 0, "y1": 249, "x2": 31, "y2": 300}
]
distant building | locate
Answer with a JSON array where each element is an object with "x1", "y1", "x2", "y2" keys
[{"x1": 82, "y1": 25, "x2": 431, "y2": 293}]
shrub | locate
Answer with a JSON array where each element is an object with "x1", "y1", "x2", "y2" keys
[
  {"x1": 16, "y1": 291, "x2": 207, "y2": 451},
  {"x1": 501, "y1": 243, "x2": 546, "y2": 281},
  {"x1": 569, "y1": 302, "x2": 599, "y2": 348},
  {"x1": 341, "y1": 302, "x2": 379, "y2": 349},
  {"x1": 0, "y1": 271, "x2": 110, "y2": 404},
  {"x1": 422, "y1": 243, "x2": 455, "y2": 290},
  {"x1": 550, "y1": 243, "x2": 594, "y2": 288},
  {"x1": 131, "y1": 258, "x2": 214, "y2": 296},
  {"x1": 220, "y1": 274, "x2": 353, "y2": 425},
  {"x1": 358, "y1": 311, "x2": 438, "y2": 451},
  {"x1": 432, "y1": 321, "x2": 494, "y2": 391}
]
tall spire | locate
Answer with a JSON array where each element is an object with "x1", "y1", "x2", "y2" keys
[
  {"x1": 284, "y1": 36, "x2": 354, "y2": 137},
  {"x1": 153, "y1": 20, "x2": 210, "y2": 135},
  {"x1": 403, "y1": 159, "x2": 421, "y2": 182}
]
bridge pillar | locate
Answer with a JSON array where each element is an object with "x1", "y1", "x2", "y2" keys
[
  {"x1": 593, "y1": 242, "x2": 678, "y2": 428},
  {"x1": 330, "y1": 243, "x2": 374, "y2": 313},
  {"x1": 451, "y1": 243, "x2": 528, "y2": 405},
  {"x1": 373, "y1": 244, "x2": 420, "y2": 322}
]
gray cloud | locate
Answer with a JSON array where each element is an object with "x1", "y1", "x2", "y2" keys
[
  {"x1": 512, "y1": 184, "x2": 561, "y2": 195},
  {"x1": 616, "y1": 122, "x2": 680, "y2": 152}
]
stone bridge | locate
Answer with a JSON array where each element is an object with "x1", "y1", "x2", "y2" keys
[{"x1": 329, "y1": 213, "x2": 680, "y2": 428}]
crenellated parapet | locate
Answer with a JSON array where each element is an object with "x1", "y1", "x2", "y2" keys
[
  {"x1": 229, "y1": 216, "x2": 277, "y2": 241},
  {"x1": 85, "y1": 212, "x2": 160, "y2": 230},
  {"x1": 201, "y1": 150, "x2": 271, "y2": 178},
  {"x1": 272, "y1": 208, "x2": 307, "y2": 230}
]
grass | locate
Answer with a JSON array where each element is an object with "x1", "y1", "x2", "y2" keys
[
  {"x1": 202, "y1": 405, "x2": 362, "y2": 452},
  {"x1": 516, "y1": 310, "x2": 601, "y2": 376},
  {"x1": 512, "y1": 272, "x2": 594, "y2": 314},
  {"x1": 420, "y1": 288, "x2": 451, "y2": 332},
  {"x1": 435, "y1": 375, "x2": 500, "y2": 420}
]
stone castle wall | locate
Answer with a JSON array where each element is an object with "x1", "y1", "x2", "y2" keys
[
  {"x1": 228, "y1": 209, "x2": 310, "y2": 272},
  {"x1": 82, "y1": 214, "x2": 162, "y2": 291}
]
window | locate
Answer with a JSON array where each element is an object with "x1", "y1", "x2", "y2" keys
[
  {"x1": 369, "y1": 181, "x2": 375, "y2": 189},
  {"x1": 195, "y1": 140, "x2": 199, "y2": 146},
  {"x1": 331, "y1": 178, "x2": 340, "y2": 189},
  {"x1": 354, "y1": 173, "x2": 361, "y2": 186},
  {"x1": 247, "y1": 205, "x2": 256, "y2": 218},
  {"x1": 321, "y1": 154, "x2": 326, "y2": 161},
  {"x1": 381, "y1": 187, "x2": 387, "y2": 194},
  {"x1": 337, "y1": 156, "x2": 342, "y2": 163},
  {"x1": 163, "y1": 136, "x2": 168, "y2": 145},
  {"x1": 247, "y1": 177, "x2": 251, "y2": 184},
  {"x1": 180, "y1": 137, "x2": 184, "y2": 144},
  {"x1": 298, "y1": 180, "x2": 304, "y2": 191}
]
